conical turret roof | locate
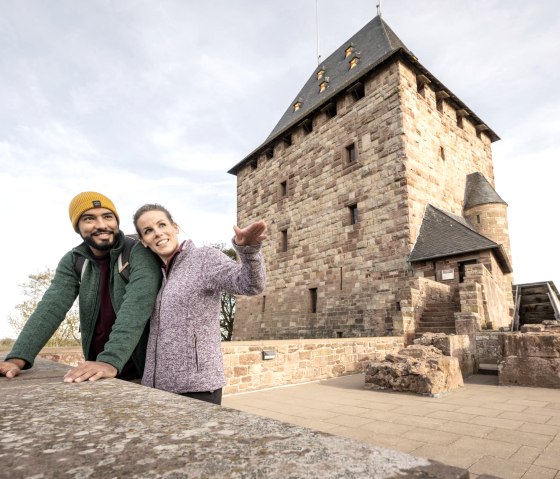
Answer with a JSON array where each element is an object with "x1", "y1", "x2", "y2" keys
[{"x1": 464, "y1": 172, "x2": 507, "y2": 209}]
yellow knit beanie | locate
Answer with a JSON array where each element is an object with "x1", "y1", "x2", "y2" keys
[{"x1": 68, "y1": 191, "x2": 119, "y2": 232}]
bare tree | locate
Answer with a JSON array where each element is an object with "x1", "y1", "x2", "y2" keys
[
  {"x1": 8, "y1": 269, "x2": 80, "y2": 347},
  {"x1": 212, "y1": 243, "x2": 237, "y2": 341}
]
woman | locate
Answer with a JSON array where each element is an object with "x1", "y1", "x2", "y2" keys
[{"x1": 133, "y1": 204, "x2": 267, "y2": 405}]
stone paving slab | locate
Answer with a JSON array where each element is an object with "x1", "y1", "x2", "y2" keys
[
  {"x1": 224, "y1": 373, "x2": 560, "y2": 479},
  {"x1": 0, "y1": 359, "x2": 468, "y2": 479}
]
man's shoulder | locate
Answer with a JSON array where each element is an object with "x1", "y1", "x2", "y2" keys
[{"x1": 129, "y1": 240, "x2": 160, "y2": 265}]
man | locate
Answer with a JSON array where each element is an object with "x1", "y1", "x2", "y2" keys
[{"x1": 0, "y1": 192, "x2": 161, "y2": 382}]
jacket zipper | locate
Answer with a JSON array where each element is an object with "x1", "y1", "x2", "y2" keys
[
  {"x1": 152, "y1": 270, "x2": 166, "y2": 388},
  {"x1": 194, "y1": 334, "x2": 199, "y2": 372}
]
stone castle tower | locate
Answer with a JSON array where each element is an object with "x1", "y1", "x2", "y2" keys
[{"x1": 228, "y1": 15, "x2": 514, "y2": 341}]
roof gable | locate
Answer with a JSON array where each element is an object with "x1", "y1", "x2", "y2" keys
[{"x1": 409, "y1": 204, "x2": 498, "y2": 263}]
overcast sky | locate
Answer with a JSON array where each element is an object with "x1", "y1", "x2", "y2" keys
[{"x1": 1, "y1": 0, "x2": 558, "y2": 338}]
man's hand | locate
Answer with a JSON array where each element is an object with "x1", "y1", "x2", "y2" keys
[
  {"x1": 0, "y1": 359, "x2": 25, "y2": 378},
  {"x1": 63, "y1": 361, "x2": 117, "y2": 383},
  {"x1": 234, "y1": 220, "x2": 268, "y2": 246}
]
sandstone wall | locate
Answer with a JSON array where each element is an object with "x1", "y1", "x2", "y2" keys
[
  {"x1": 34, "y1": 339, "x2": 403, "y2": 395},
  {"x1": 399, "y1": 62, "x2": 494, "y2": 246},
  {"x1": 234, "y1": 61, "x2": 410, "y2": 339},
  {"x1": 499, "y1": 332, "x2": 560, "y2": 388},
  {"x1": 222, "y1": 337, "x2": 403, "y2": 394},
  {"x1": 233, "y1": 56, "x2": 510, "y2": 341},
  {"x1": 462, "y1": 263, "x2": 511, "y2": 328}
]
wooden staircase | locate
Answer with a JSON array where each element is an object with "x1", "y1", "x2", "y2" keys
[
  {"x1": 513, "y1": 282, "x2": 560, "y2": 330},
  {"x1": 416, "y1": 302, "x2": 458, "y2": 336}
]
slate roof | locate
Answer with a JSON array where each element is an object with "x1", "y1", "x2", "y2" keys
[
  {"x1": 229, "y1": 15, "x2": 499, "y2": 175},
  {"x1": 409, "y1": 204, "x2": 512, "y2": 272},
  {"x1": 464, "y1": 172, "x2": 507, "y2": 209},
  {"x1": 265, "y1": 15, "x2": 408, "y2": 142}
]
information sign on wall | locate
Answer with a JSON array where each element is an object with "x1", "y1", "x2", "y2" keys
[{"x1": 441, "y1": 268, "x2": 455, "y2": 280}]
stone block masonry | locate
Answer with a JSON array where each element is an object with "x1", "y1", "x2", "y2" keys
[
  {"x1": 35, "y1": 338, "x2": 404, "y2": 395},
  {"x1": 233, "y1": 52, "x2": 511, "y2": 341},
  {"x1": 499, "y1": 330, "x2": 560, "y2": 388},
  {"x1": 222, "y1": 337, "x2": 403, "y2": 394}
]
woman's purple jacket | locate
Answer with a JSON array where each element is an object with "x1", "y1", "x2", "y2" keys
[{"x1": 142, "y1": 240, "x2": 266, "y2": 393}]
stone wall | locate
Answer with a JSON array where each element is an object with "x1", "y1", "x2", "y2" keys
[
  {"x1": 499, "y1": 330, "x2": 560, "y2": 388},
  {"x1": 38, "y1": 347, "x2": 84, "y2": 367},
  {"x1": 34, "y1": 339, "x2": 404, "y2": 395},
  {"x1": 462, "y1": 262, "x2": 511, "y2": 328},
  {"x1": 474, "y1": 331, "x2": 502, "y2": 371},
  {"x1": 399, "y1": 61, "x2": 495, "y2": 247},
  {"x1": 234, "y1": 61, "x2": 409, "y2": 339},
  {"x1": 233, "y1": 55, "x2": 504, "y2": 341},
  {"x1": 222, "y1": 337, "x2": 403, "y2": 394}
]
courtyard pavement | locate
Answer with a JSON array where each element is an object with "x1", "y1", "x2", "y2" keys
[{"x1": 223, "y1": 373, "x2": 560, "y2": 479}]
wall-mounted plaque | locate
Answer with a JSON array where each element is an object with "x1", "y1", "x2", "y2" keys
[{"x1": 441, "y1": 268, "x2": 455, "y2": 280}]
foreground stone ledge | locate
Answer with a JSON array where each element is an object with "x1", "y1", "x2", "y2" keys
[{"x1": 0, "y1": 358, "x2": 469, "y2": 479}]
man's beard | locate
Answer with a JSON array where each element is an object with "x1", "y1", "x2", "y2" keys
[{"x1": 82, "y1": 229, "x2": 116, "y2": 252}]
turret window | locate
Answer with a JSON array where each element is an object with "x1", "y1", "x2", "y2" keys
[
  {"x1": 317, "y1": 69, "x2": 325, "y2": 80},
  {"x1": 293, "y1": 101, "x2": 302, "y2": 111},
  {"x1": 344, "y1": 46, "x2": 353, "y2": 58}
]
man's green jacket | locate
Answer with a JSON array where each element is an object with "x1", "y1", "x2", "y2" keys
[{"x1": 6, "y1": 232, "x2": 162, "y2": 374}]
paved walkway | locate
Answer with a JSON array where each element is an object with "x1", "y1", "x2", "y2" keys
[{"x1": 223, "y1": 374, "x2": 560, "y2": 479}]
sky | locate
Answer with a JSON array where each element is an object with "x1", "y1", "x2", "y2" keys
[{"x1": 1, "y1": 0, "x2": 558, "y2": 338}]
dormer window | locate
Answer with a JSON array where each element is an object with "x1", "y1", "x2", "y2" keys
[
  {"x1": 293, "y1": 101, "x2": 302, "y2": 112},
  {"x1": 349, "y1": 56, "x2": 359, "y2": 69},
  {"x1": 319, "y1": 81, "x2": 328, "y2": 93},
  {"x1": 317, "y1": 69, "x2": 325, "y2": 80},
  {"x1": 344, "y1": 46, "x2": 353, "y2": 58}
]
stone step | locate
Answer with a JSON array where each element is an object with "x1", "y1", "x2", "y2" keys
[
  {"x1": 422, "y1": 314, "x2": 457, "y2": 319},
  {"x1": 520, "y1": 306, "x2": 552, "y2": 314},
  {"x1": 416, "y1": 326, "x2": 456, "y2": 334},
  {"x1": 520, "y1": 314, "x2": 555, "y2": 322},
  {"x1": 519, "y1": 285, "x2": 549, "y2": 295},
  {"x1": 418, "y1": 318, "x2": 455, "y2": 328},
  {"x1": 521, "y1": 316, "x2": 556, "y2": 324},
  {"x1": 520, "y1": 293, "x2": 550, "y2": 304},
  {"x1": 424, "y1": 305, "x2": 458, "y2": 312}
]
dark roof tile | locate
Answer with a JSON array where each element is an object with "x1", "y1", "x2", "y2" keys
[
  {"x1": 464, "y1": 172, "x2": 507, "y2": 209},
  {"x1": 409, "y1": 204, "x2": 497, "y2": 262}
]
